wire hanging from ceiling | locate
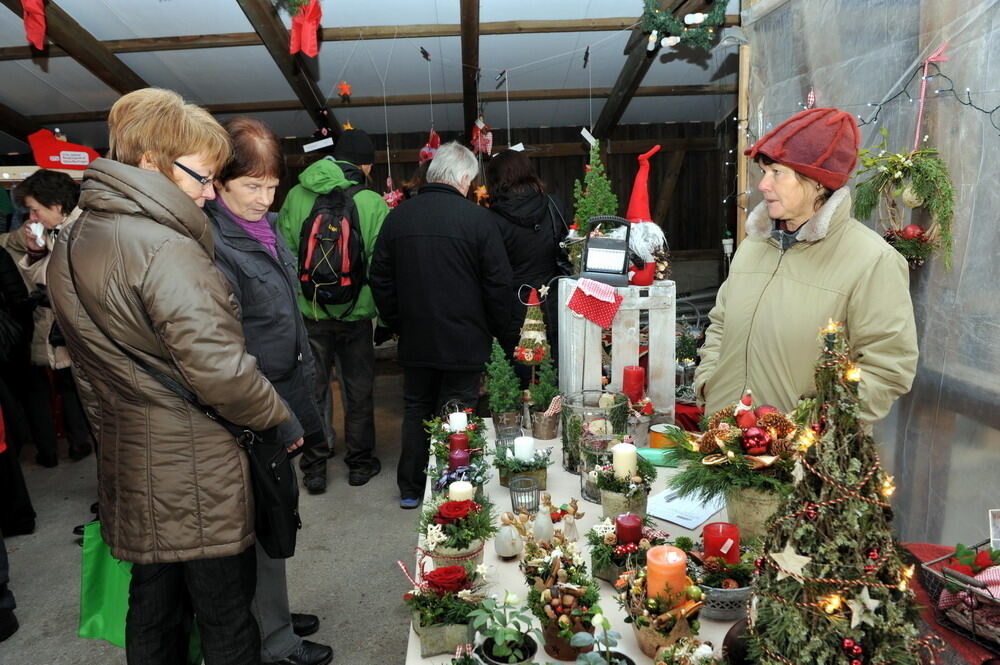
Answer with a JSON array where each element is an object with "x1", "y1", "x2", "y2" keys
[{"x1": 363, "y1": 30, "x2": 399, "y2": 182}]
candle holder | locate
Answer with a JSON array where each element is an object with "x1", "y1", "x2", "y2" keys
[
  {"x1": 509, "y1": 476, "x2": 540, "y2": 514},
  {"x1": 496, "y1": 424, "x2": 522, "y2": 448},
  {"x1": 578, "y1": 435, "x2": 617, "y2": 503},
  {"x1": 561, "y1": 390, "x2": 629, "y2": 474}
]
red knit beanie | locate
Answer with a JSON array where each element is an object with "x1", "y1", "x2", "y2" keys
[{"x1": 745, "y1": 108, "x2": 860, "y2": 190}]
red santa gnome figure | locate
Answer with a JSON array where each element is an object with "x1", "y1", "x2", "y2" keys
[{"x1": 624, "y1": 145, "x2": 668, "y2": 285}]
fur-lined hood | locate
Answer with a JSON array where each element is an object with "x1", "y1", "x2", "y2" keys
[{"x1": 745, "y1": 187, "x2": 852, "y2": 243}]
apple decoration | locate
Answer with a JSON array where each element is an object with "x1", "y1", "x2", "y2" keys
[
  {"x1": 755, "y1": 404, "x2": 779, "y2": 417},
  {"x1": 900, "y1": 224, "x2": 924, "y2": 240},
  {"x1": 741, "y1": 426, "x2": 771, "y2": 455}
]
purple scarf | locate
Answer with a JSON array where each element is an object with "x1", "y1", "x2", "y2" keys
[{"x1": 217, "y1": 196, "x2": 278, "y2": 258}]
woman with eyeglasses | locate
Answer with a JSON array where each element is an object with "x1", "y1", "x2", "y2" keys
[{"x1": 47, "y1": 88, "x2": 301, "y2": 665}]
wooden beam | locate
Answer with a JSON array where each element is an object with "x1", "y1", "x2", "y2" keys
[
  {"x1": 593, "y1": 0, "x2": 691, "y2": 139},
  {"x1": 0, "y1": 0, "x2": 147, "y2": 94},
  {"x1": 0, "y1": 17, "x2": 651, "y2": 61},
  {"x1": 652, "y1": 150, "x2": 686, "y2": 225},
  {"x1": 285, "y1": 137, "x2": 715, "y2": 168},
  {"x1": 735, "y1": 44, "x2": 751, "y2": 244},
  {"x1": 31, "y1": 84, "x2": 737, "y2": 126},
  {"x1": 0, "y1": 100, "x2": 40, "y2": 142},
  {"x1": 459, "y1": 0, "x2": 480, "y2": 139},
  {"x1": 236, "y1": 0, "x2": 339, "y2": 137}
]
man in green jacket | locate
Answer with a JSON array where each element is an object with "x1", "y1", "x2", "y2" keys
[{"x1": 277, "y1": 129, "x2": 390, "y2": 493}]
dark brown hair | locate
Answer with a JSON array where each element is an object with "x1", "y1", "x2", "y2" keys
[
  {"x1": 217, "y1": 116, "x2": 284, "y2": 184},
  {"x1": 754, "y1": 154, "x2": 832, "y2": 211},
  {"x1": 485, "y1": 149, "x2": 545, "y2": 196},
  {"x1": 402, "y1": 160, "x2": 430, "y2": 198},
  {"x1": 14, "y1": 169, "x2": 79, "y2": 214}
]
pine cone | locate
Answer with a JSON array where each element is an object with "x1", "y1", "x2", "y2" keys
[
  {"x1": 770, "y1": 436, "x2": 794, "y2": 456},
  {"x1": 703, "y1": 556, "x2": 726, "y2": 574},
  {"x1": 698, "y1": 432, "x2": 721, "y2": 454},
  {"x1": 757, "y1": 412, "x2": 796, "y2": 438},
  {"x1": 604, "y1": 533, "x2": 618, "y2": 546},
  {"x1": 708, "y1": 406, "x2": 736, "y2": 431}
]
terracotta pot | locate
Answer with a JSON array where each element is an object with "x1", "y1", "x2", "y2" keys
[
  {"x1": 600, "y1": 489, "x2": 648, "y2": 520},
  {"x1": 411, "y1": 613, "x2": 474, "y2": 658},
  {"x1": 476, "y1": 635, "x2": 539, "y2": 665},
  {"x1": 725, "y1": 487, "x2": 782, "y2": 539},
  {"x1": 509, "y1": 468, "x2": 547, "y2": 491},
  {"x1": 531, "y1": 410, "x2": 560, "y2": 440},
  {"x1": 542, "y1": 621, "x2": 594, "y2": 661},
  {"x1": 492, "y1": 411, "x2": 521, "y2": 430}
]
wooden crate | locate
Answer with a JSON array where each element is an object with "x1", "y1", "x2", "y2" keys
[{"x1": 557, "y1": 278, "x2": 676, "y2": 423}]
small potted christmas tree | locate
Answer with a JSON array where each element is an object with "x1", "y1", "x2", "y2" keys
[
  {"x1": 486, "y1": 339, "x2": 521, "y2": 428},
  {"x1": 570, "y1": 140, "x2": 619, "y2": 271},
  {"x1": 529, "y1": 353, "x2": 560, "y2": 439}
]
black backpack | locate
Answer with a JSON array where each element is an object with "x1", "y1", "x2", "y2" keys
[{"x1": 297, "y1": 183, "x2": 367, "y2": 313}]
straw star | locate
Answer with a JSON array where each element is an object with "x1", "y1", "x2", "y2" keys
[
  {"x1": 846, "y1": 587, "x2": 883, "y2": 628},
  {"x1": 770, "y1": 542, "x2": 812, "y2": 583},
  {"x1": 539, "y1": 284, "x2": 550, "y2": 299}
]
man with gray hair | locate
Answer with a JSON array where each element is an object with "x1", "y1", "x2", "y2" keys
[{"x1": 370, "y1": 141, "x2": 512, "y2": 508}]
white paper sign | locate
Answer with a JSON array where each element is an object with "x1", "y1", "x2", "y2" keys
[
  {"x1": 303, "y1": 136, "x2": 334, "y2": 153},
  {"x1": 509, "y1": 142, "x2": 524, "y2": 152},
  {"x1": 646, "y1": 489, "x2": 724, "y2": 530}
]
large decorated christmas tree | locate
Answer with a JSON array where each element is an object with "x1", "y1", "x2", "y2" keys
[{"x1": 749, "y1": 322, "x2": 936, "y2": 665}]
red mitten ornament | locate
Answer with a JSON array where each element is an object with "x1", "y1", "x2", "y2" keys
[
  {"x1": 28, "y1": 129, "x2": 99, "y2": 170},
  {"x1": 289, "y1": 0, "x2": 322, "y2": 58},
  {"x1": 471, "y1": 121, "x2": 493, "y2": 155},
  {"x1": 419, "y1": 128, "x2": 441, "y2": 163}
]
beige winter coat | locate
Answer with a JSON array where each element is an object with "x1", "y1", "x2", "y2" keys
[
  {"x1": 47, "y1": 159, "x2": 291, "y2": 564},
  {"x1": 694, "y1": 188, "x2": 918, "y2": 426}
]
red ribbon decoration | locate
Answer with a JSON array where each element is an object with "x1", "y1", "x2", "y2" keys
[
  {"x1": 289, "y1": 0, "x2": 322, "y2": 58},
  {"x1": 21, "y1": 0, "x2": 46, "y2": 50},
  {"x1": 912, "y1": 43, "x2": 948, "y2": 152}
]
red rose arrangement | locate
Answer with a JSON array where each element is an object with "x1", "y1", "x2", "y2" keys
[
  {"x1": 433, "y1": 500, "x2": 480, "y2": 525},
  {"x1": 422, "y1": 565, "x2": 472, "y2": 594}
]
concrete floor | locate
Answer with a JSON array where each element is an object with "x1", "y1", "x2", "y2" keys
[{"x1": 2, "y1": 359, "x2": 414, "y2": 665}]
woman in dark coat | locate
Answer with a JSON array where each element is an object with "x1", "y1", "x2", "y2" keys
[
  {"x1": 485, "y1": 150, "x2": 571, "y2": 385},
  {"x1": 205, "y1": 116, "x2": 331, "y2": 665}
]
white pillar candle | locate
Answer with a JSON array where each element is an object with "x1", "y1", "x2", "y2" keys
[
  {"x1": 448, "y1": 481, "x2": 475, "y2": 501},
  {"x1": 448, "y1": 411, "x2": 468, "y2": 432},
  {"x1": 612, "y1": 442, "x2": 638, "y2": 479},
  {"x1": 513, "y1": 436, "x2": 536, "y2": 462}
]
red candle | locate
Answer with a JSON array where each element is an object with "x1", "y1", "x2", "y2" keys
[
  {"x1": 449, "y1": 432, "x2": 470, "y2": 452},
  {"x1": 448, "y1": 449, "x2": 470, "y2": 471},
  {"x1": 703, "y1": 522, "x2": 740, "y2": 564},
  {"x1": 615, "y1": 513, "x2": 643, "y2": 544},
  {"x1": 622, "y1": 365, "x2": 645, "y2": 404}
]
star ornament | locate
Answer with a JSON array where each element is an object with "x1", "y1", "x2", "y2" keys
[
  {"x1": 846, "y1": 587, "x2": 883, "y2": 628},
  {"x1": 770, "y1": 542, "x2": 812, "y2": 583},
  {"x1": 337, "y1": 81, "x2": 352, "y2": 101},
  {"x1": 539, "y1": 284, "x2": 550, "y2": 299}
]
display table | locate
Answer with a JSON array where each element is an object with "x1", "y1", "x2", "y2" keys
[{"x1": 405, "y1": 427, "x2": 735, "y2": 664}]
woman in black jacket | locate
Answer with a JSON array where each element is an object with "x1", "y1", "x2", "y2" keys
[{"x1": 486, "y1": 150, "x2": 570, "y2": 385}]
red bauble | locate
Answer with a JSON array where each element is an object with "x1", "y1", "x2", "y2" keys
[
  {"x1": 755, "y1": 404, "x2": 780, "y2": 417},
  {"x1": 850, "y1": 645, "x2": 863, "y2": 656},
  {"x1": 741, "y1": 426, "x2": 771, "y2": 455},
  {"x1": 842, "y1": 639, "x2": 855, "y2": 650},
  {"x1": 901, "y1": 224, "x2": 924, "y2": 240},
  {"x1": 851, "y1": 660, "x2": 862, "y2": 665}
]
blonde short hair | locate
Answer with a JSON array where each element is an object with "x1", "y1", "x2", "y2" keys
[{"x1": 108, "y1": 88, "x2": 231, "y2": 177}]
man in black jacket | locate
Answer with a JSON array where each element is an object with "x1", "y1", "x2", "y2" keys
[{"x1": 370, "y1": 142, "x2": 512, "y2": 508}]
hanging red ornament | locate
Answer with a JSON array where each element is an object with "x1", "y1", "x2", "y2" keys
[
  {"x1": 21, "y1": 0, "x2": 46, "y2": 50},
  {"x1": 289, "y1": 0, "x2": 322, "y2": 58},
  {"x1": 471, "y1": 119, "x2": 493, "y2": 155},
  {"x1": 741, "y1": 426, "x2": 771, "y2": 455},
  {"x1": 337, "y1": 81, "x2": 352, "y2": 102},
  {"x1": 901, "y1": 223, "x2": 925, "y2": 240},
  {"x1": 842, "y1": 638, "x2": 856, "y2": 650},
  {"x1": 383, "y1": 177, "x2": 404, "y2": 209},
  {"x1": 419, "y1": 127, "x2": 441, "y2": 162}
]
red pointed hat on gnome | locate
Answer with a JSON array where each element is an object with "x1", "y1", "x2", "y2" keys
[{"x1": 625, "y1": 144, "x2": 662, "y2": 224}]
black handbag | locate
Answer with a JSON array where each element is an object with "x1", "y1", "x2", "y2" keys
[{"x1": 65, "y1": 220, "x2": 300, "y2": 559}]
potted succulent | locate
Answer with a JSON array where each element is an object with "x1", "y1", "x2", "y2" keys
[
  {"x1": 586, "y1": 518, "x2": 670, "y2": 584},
  {"x1": 569, "y1": 611, "x2": 637, "y2": 665},
  {"x1": 614, "y1": 565, "x2": 704, "y2": 658},
  {"x1": 487, "y1": 339, "x2": 522, "y2": 428},
  {"x1": 402, "y1": 563, "x2": 483, "y2": 658},
  {"x1": 667, "y1": 391, "x2": 800, "y2": 538},
  {"x1": 469, "y1": 591, "x2": 542, "y2": 665},
  {"x1": 494, "y1": 440, "x2": 553, "y2": 489},
  {"x1": 596, "y1": 455, "x2": 657, "y2": 519},
  {"x1": 529, "y1": 352, "x2": 561, "y2": 439},
  {"x1": 419, "y1": 497, "x2": 497, "y2": 575}
]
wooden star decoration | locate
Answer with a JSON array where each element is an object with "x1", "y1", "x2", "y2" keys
[
  {"x1": 539, "y1": 284, "x2": 550, "y2": 299},
  {"x1": 769, "y1": 542, "x2": 812, "y2": 583},
  {"x1": 846, "y1": 586, "x2": 882, "y2": 629}
]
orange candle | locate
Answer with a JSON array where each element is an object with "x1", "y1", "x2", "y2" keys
[{"x1": 646, "y1": 545, "x2": 688, "y2": 608}]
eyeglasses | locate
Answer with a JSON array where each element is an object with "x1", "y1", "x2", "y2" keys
[{"x1": 173, "y1": 161, "x2": 215, "y2": 187}]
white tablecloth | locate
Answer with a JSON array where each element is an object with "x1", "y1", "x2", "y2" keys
[{"x1": 406, "y1": 426, "x2": 735, "y2": 664}]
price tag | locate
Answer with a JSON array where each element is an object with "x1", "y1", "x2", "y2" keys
[
  {"x1": 720, "y1": 538, "x2": 735, "y2": 554},
  {"x1": 509, "y1": 142, "x2": 524, "y2": 152},
  {"x1": 580, "y1": 127, "x2": 597, "y2": 146},
  {"x1": 303, "y1": 136, "x2": 334, "y2": 153}
]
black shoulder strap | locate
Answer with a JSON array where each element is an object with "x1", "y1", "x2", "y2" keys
[{"x1": 65, "y1": 220, "x2": 254, "y2": 443}]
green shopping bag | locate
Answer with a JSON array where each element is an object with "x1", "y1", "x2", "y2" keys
[{"x1": 78, "y1": 521, "x2": 203, "y2": 664}]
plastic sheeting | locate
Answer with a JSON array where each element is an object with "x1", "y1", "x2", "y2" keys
[{"x1": 741, "y1": 0, "x2": 1000, "y2": 544}]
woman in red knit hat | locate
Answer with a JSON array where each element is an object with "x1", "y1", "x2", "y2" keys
[{"x1": 693, "y1": 108, "x2": 918, "y2": 427}]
